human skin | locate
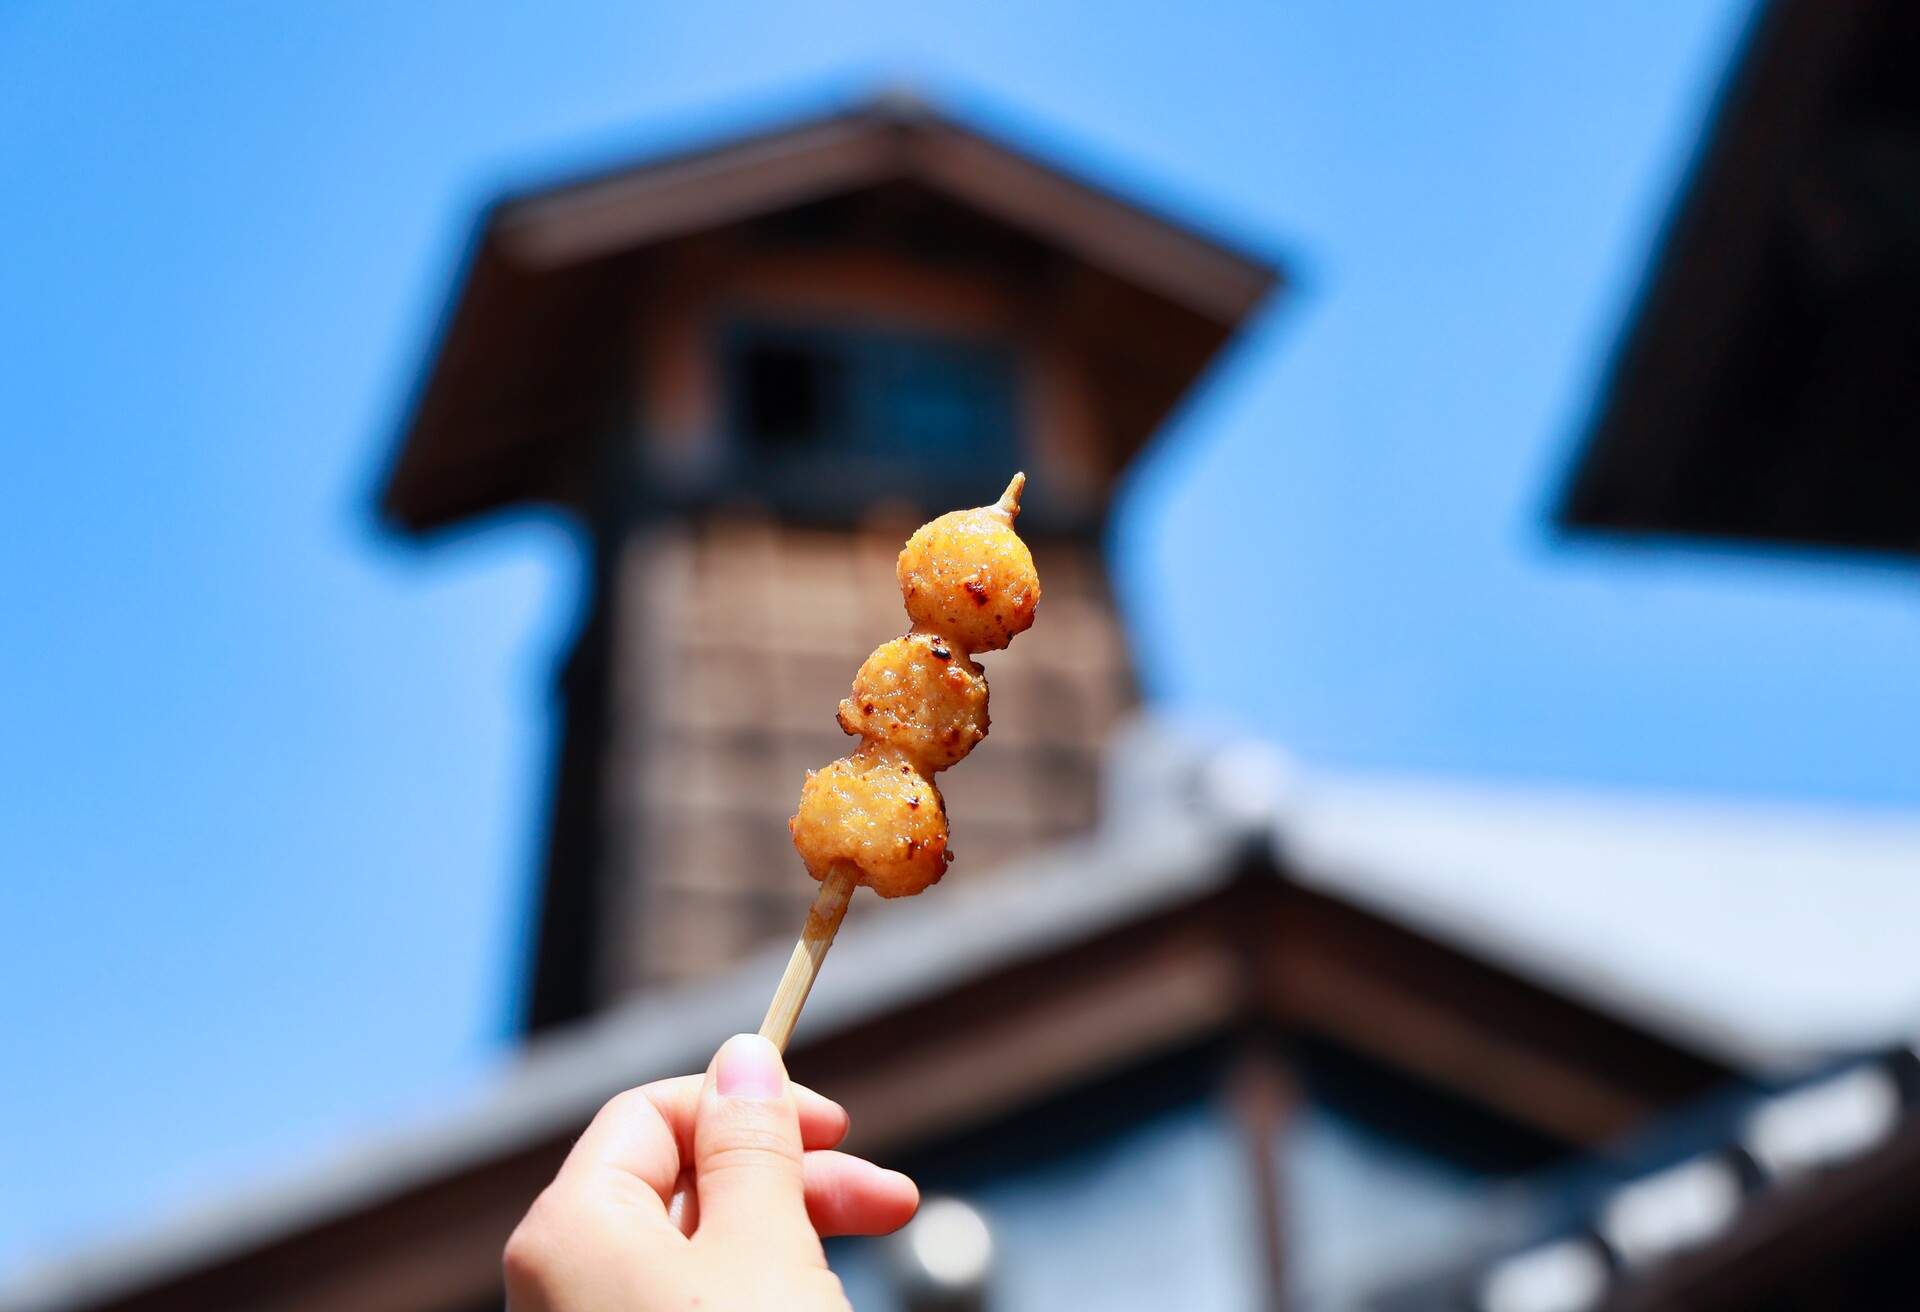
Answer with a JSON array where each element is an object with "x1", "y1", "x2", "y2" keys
[{"x1": 504, "y1": 1034, "x2": 919, "y2": 1312}]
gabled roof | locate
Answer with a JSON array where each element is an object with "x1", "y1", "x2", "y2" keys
[
  {"x1": 1279, "y1": 771, "x2": 1920, "y2": 1069},
  {"x1": 0, "y1": 766, "x2": 1728, "y2": 1312},
  {"x1": 380, "y1": 92, "x2": 1282, "y2": 533},
  {"x1": 18, "y1": 725, "x2": 1920, "y2": 1309}
]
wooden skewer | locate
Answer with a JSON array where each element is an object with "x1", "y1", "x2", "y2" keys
[
  {"x1": 758, "y1": 862, "x2": 859, "y2": 1052},
  {"x1": 760, "y1": 472, "x2": 1024, "y2": 1050}
]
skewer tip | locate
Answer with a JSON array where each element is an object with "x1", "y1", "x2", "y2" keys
[{"x1": 997, "y1": 471, "x2": 1027, "y2": 519}]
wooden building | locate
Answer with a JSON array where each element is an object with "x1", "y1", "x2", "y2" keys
[
  {"x1": 3, "y1": 95, "x2": 1753, "y2": 1312},
  {"x1": 378, "y1": 91, "x2": 1277, "y2": 1024},
  {"x1": 1407, "y1": 0, "x2": 1920, "y2": 1305}
]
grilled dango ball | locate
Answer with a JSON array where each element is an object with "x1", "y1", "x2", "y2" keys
[
  {"x1": 790, "y1": 473, "x2": 1037, "y2": 901},
  {"x1": 789, "y1": 752, "x2": 951, "y2": 898},
  {"x1": 896, "y1": 478, "x2": 1040, "y2": 654},
  {"x1": 836, "y1": 634, "x2": 989, "y2": 772}
]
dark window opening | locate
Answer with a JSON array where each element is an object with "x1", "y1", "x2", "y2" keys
[
  {"x1": 737, "y1": 339, "x2": 842, "y2": 447},
  {"x1": 722, "y1": 319, "x2": 1021, "y2": 512}
]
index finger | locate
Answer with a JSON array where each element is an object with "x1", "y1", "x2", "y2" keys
[
  {"x1": 562, "y1": 1076, "x2": 851, "y2": 1205},
  {"x1": 637, "y1": 1075, "x2": 851, "y2": 1158}
]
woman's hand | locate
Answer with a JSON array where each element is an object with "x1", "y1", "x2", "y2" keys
[{"x1": 505, "y1": 1033, "x2": 918, "y2": 1311}]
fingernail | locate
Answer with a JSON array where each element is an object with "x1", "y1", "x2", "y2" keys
[{"x1": 715, "y1": 1033, "x2": 785, "y2": 1101}]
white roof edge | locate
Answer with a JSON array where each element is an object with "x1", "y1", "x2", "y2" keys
[{"x1": 1275, "y1": 768, "x2": 1920, "y2": 1074}]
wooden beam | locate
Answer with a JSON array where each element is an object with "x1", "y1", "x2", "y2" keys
[
  {"x1": 1227, "y1": 1033, "x2": 1294, "y2": 1312},
  {"x1": 1273, "y1": 947, "x2": 1650, "y2": 1144},
  {"x1": 794, "y1": 907, "x2": 1242, "y2": 1155},
  {"x1": 1264, "y1": 886, "x2": 1729, "y2": 1147}
]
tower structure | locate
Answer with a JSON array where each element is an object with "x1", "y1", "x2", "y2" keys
[{"x1": 380, "y1": 95, "x2": 1280, "y2": 1027}]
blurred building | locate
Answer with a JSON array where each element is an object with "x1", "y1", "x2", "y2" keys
[
  {"x1": 1561, "y1": 0, "x2": 1920, "y2": 555},
  {"x1": 15, "y1": 6, "x2": 1920, "y2": 1305},
  {"x1": 0, "y1": 93, "x2": 1741, "y2": 1312},
  {"x1": 378, "y1": 91, "x2": 1266, "y2": 1020},
  {"x1": 0, "y1": 724, "x2": 1746, "y2": 1312}
]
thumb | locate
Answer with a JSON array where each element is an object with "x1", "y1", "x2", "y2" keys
[{"x1": 692, "y1": 1034, "x2": 818, "y2": 1260}]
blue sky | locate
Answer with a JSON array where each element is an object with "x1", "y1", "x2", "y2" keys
[{"x1": 8, "y1": 0, "x2": 1915, "y2": 1280}]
